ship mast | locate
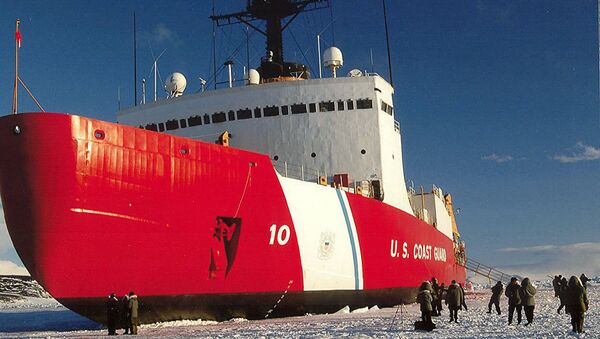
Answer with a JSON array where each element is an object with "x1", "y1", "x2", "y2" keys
[{"x1": 211, "y1": 0, "x2": 329, "y2": 82}]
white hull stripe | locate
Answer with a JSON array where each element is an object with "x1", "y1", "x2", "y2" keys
[{"x1": 335, "y1": 190, "x2": 364, "y2": 290}]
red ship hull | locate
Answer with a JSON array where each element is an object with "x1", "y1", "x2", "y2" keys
[{"x1": 0, "y1": 113, "x2": 465, "y2": 324}]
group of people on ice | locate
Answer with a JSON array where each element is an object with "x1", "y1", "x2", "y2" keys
[
  {"x1": 416, "y1": 274, "x2": 591, "y2": 334},
  {"x1": 552, "y1": 274, "x2": 590, "y2": 334},
  {"x1": 416, "y1": 277, "x2": 467, "y2": 330},
  {"x1": 107, "y1": 291, "x2": 139, "y2": 335}
]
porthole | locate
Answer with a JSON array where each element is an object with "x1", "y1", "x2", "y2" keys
[
  {"x1": 180, "y1": 148, "x2": 189, "y2": 154},
  {"x1": 94, "y1": 130, "x2": 105, "y2": 140},
  {"x1": 311, "y1": 152, "x2": 316, "y2": 158},
  {"x1": 361, "y1": 149, "x2": 366, "y2": 155},
  {"x1": 273, "y1": 155, "x2": 279, "y2": 161}
]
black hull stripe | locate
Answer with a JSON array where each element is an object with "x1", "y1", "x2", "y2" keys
[{"x1": 59, "y1": 287, "x2": 418, "y2": 325}]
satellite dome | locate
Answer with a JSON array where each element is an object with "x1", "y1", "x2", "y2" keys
[
  {"x1": 323, "y1": 47, "x2": 343, "y2": 68},
  {"x1": 248, "y1": 69, "x2": 260, "y2": 85},
  {"x1": 165, "y1": 72, "x2": 187, "y2": 98},
  {"x1": 323, "y1": 47, "x2": 343, "y2": 77}
]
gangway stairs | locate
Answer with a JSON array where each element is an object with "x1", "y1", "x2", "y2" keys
[{"x1": 460, "y1": 257, "x2": 522, "y2": 284}]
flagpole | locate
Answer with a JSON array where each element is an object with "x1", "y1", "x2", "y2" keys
[{"x1": 12, "y1": 19, "x2": 20, "y2": 115}]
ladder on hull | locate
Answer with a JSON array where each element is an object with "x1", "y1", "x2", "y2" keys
[{"x1": 461, "y1": 257, "x2": 522, "y2": 284}]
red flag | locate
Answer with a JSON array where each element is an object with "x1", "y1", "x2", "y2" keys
[{"x1": 15, "y1": 23, "x2": 21, "y2": 48}]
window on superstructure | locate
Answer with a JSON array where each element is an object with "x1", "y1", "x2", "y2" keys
[
  {"x1": 381, "y1": 101, "x2": 389, "y2": 113},
  {"x1": 309, "y1": 103, "x2": 316, "y2": 113},
  {"x1": 228, "y1": 110, "x2": 236, "y2": 121},
  {"x1": 347, "y1": 99, "x2": 354, "y2": 110},
  {"x1": 188, "y1": 115, "x2": 202, "y2": 126},
  {"x1": 387, "y1": 105, "x2": 394, "y2": 115},
  {"x1": 254, "y1": 107, "x2": 262, "y2": 118},
  {"x1": 212, "y1": 112, "x2": 226, "y2": 123},
  {"x1": 319, "y1": 101, "x2": 334, "y2": 112},
  {"x1": 166, "y1": 119, "x2": 179, "y2": 131},
  {"x1": 281, "y1": 105, "x2": 289, "y2": 115},
  {"x1": 263, "y1": 105, "x2": 279, "y2": 117},
  {"x1": 237, "y1": 108, "x2": 252, "y2": 120},
  {"x1": 179, "y1": 119, "x2": 187, "y2": 128},
  {"x1": 203, "y1": 114, "x2": 210, "y2": 124},
  {"x1": 357, "y1": 98, "x2": 373, "y2": 109},
  {"x1": 158, "y1": 123, "x2": 165, "y2": 132},
  {"x1": 337, "y1": 100, "x2": 345, "y2": 111},
  {"x1": 291, "y1": 103, "x2": 307, "y2": 114},
  {"x1": 145, "y1": 123, "x2": 158, "y2": 131}
]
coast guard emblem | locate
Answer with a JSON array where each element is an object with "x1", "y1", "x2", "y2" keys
[{"x1": 318, "y1": 232, "x2": 335, "y2": 260}]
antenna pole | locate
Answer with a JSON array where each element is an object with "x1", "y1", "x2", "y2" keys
[
  {"x1": 382, "y1": 0, "x2": 393, "y2": 86},
  {"x1": 118, "y1": 86, "x2": 121, "y2": 111},
  {"x1": 154, "y1": 60, "x2": 157, "y2": 101},
  {"x1": 12, "y1": 19, "x2": 20, "y2": 115},
  {"x1": 134, "y1": 11, "x2": 137, "y2": 106},
  {"x1": 317, "y1": 34, "x2": 322, "y2": 78},
  {"x1": 142, "y1": 78, "x2": 146, "y2": 104},
  {"x1": 212, "y1": 0, "x2": 217, "y2": 90}
]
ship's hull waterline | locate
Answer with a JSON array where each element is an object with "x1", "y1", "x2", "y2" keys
[{"x1": 0, "y1": 113, "x2": 465, "y2": 324}]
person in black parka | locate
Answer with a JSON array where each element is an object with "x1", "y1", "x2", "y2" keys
[
  {"x1": 552, "y1": 275, "x2": 561, "y2": 298},
  {"x1": 505, "y1": 277, "x2": 522, "y2": 325},
  {"x1": 488, "y1": 281, "x2": 503, "y2": 315},
  {"x1": 121, "y1": 294, "x2": 131, "y2": 334},
  {"x1": 557, "y1": 277, "x2": 569, "y2": 314},
  {"x1": 106, "y1": 293, "x2": 119, "y2": 336},
  {"x1": 459, "y1": 283, "x2": 468, "y2": 311},
  {"x1": 519, "y1": 277, "x2": 536, "y2": 325},
  {"x1": 445, "y1": 280, "x2": 463, "y2": 323}
]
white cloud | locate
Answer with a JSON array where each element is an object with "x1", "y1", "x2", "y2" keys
[
  {"x1": 0, "y1": 260, "x2": 29, "y2": 276},
  {"x1": 494, "y1": 242, "x2": 600, "y2": 280},
  {"x1": 553, "y1": 142, "x2": 600, "y2": 163},
  {"x1": 481, "y1": 153, "x2": 514, "y2": 163},
  {"x1": 149, "y1": 23, "x2": 182, "y2": 47}
]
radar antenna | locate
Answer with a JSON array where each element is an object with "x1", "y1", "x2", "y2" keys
[{"x1": 211, "y1": 0, "x2": 329, "y2": 81}]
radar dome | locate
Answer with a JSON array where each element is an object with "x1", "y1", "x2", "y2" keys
[
  {"x1": 165, "y1": 72, "x2": 187, "y2": 98},
  {"x1": 347, "y1": 69, "x2": 363, "y2": 77},
  {"x1": 248, "y1": 69, "x2": 260, "y2": 85},
  {"x1": 323, "y1": 47, "x2": 343, "y2": 77}
]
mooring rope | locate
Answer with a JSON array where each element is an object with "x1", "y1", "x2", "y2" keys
[
  {"x1": 264, "y1": 279, "x2": 294, "y2": 319},
  {"x1": 233, "y1": 163, "x2": 253, "y2": 218}
]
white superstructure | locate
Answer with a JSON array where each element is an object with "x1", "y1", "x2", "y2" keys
[{"x1": 117, "y1": 74, "x2": 413, "y2": 214}]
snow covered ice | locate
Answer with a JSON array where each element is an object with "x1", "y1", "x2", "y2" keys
[{"x1": 0, "y1": 286, "x2": 597, "y2": 338}]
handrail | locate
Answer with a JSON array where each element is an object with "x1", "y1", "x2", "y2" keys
[{"x1": 459, "y1": 257, "x2": 522, "y2": 284}]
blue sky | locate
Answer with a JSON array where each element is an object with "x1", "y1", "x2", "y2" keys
[{"x1": 0, "y1": 1, "x2": 598, "y2": 279}]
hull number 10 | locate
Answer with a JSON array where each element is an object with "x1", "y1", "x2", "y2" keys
[{"x1": 269, "y1": 224, "x2": 290, "y2": 245}]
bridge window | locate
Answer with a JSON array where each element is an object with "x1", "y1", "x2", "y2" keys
[
  {"x1": 237, "y1": 108, "x2": 252, "y2": 120},
  {"x1": 347, "y1": 99, "x2": 354, "y2": 110},
  {"x1": 337, "y1": 100, "x2": 345, "y2": 111},
  {"x1": 357, "y1": 98, "x2": 373, "y2": 109},
  {"x1": 158, "y1": 123, "x2": 165, "y2": 132},
  {"x1": 291, "y1": 103, "x2": 307, "y2": 114},
  {"x1": 281, "y1": 105, "x2": 289, "y2": 115},
  {"x1": 212, "y1": 112, "x2": 226, "y2": 123},
  {"x1": 263, "y1": 105, "x2": 279, "y2": 117},
  {"x1": 166, "y1": 119, "x2": 179, "y2": 131},
  {"x1": 179, "y1": 119, "x2": 187, "y2": 128},
  {"x1": 188, "y1": 115, "x2": 202, "y2": 126},
  {"x1": 203, "y1": 114, "x2": 210, "y2": 124},
  {"x1": 309, "y1": 103, "x2": 316, "y2": 113},
  {"x1": 228, "y1": 110, "x2": 236, "y2": 121},
  {"x1": 319, "y1": 101, "x2": 334, "y2": 112},
  {"x1": 254, "y1": 107, "x2": 262, "y2": 118},
  {"x1": 145, "y1": 123, "x2": 158, "y2": 131}
]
